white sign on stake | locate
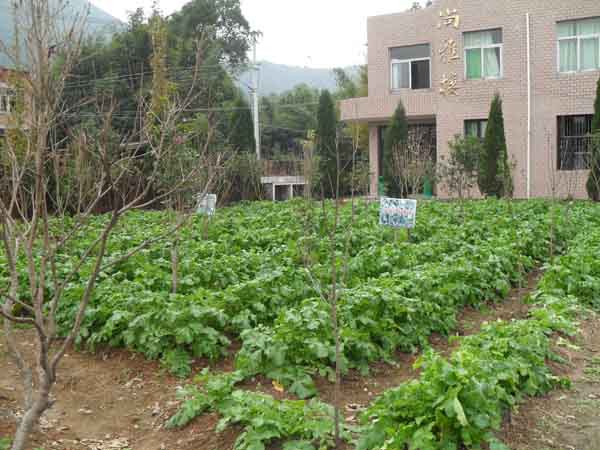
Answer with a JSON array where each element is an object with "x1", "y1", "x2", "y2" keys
[
  {"x1": 379, "y1": 197, "x2": 417, "y2": 229},
  {"x1": 196, "y1": 194, "x2": 217, "y2": 216}
]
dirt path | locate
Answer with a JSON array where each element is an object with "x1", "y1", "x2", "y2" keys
[
  {"x1": 0, "y1": 269, "x2": 570, "y2": 450},
  {"x1": 499, "y1": 315, "x2": 600, "y2": 450}
]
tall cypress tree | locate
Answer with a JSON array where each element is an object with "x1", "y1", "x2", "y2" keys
[
  {"x1": 316, "y1": 90, "x2": 338, "y2": 197},
  {"x1": 230, "y1": 95, "x2": 256, "y2": 153},
  {"x1": 593, "y1": 77, "x2": 600, "y2": 132},
  {"x1": 586, "y1": 77, "x2": 600, "y2": 201},
  {"x1": 478, "y1": 93, "x2": 512, "y2": 197},
  {"x1": 384, "y1": 101, "x2": 408, "y2": 197}
]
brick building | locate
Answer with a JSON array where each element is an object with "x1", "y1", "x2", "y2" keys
[
  {"x1": 340, "y1": 0, "x2": 600, "y2": 198},
  {"x1": 0, "y1": 66, "x2": 14, "y2": 138}
]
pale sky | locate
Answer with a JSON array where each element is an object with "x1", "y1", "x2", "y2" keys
[{"x1": 89, "y1": 0, "x2": 415, "y2": 68}]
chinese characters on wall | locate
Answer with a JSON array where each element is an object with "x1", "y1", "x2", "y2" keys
[
  {"x1": 438, "y1": 8, "x2": 461, "y2": 96},
  {"x1": 439, "y1": 39, "x2": 459, "y2": 63},
  {"x1": 437, "y1": 8, "x2": 460, "y2": 29}
]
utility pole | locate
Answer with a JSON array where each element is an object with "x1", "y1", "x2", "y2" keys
[{"x1": 252, "y1": 40, "x2": 261, "y2": 160}]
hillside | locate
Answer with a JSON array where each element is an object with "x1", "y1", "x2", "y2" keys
[
  {"x1": 239, "y1": 61, "x2": 359, "y2": 96},
  {"x1": 0, "y1": 0, "x2": 120, "y2": 67}
]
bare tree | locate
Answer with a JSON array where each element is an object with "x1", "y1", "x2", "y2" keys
[
  {"x1": 390, "y1": 126, "x2": 436, "y2": 197},
  {"x1": 0, "y1": 2, "x2": 223, "y2": 449}
]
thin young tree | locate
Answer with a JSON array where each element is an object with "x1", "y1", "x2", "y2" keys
[
  {"x1": 301, "y1": 129, "x2": 349, "y2": 445},
  {"x1": 0, "y1": 2, "x2": 221, "y2": 449},
  {"x1": 147, "y1": 11, "x2": 224, "y2": 294},
  {"x1": 384, "y1": 101, "x2": 409, "y2": 196},
  {"x1": 544, "y1": 126, "x2": 583, "y2": 260},
  {"x1": 478, "y1": 93, "x2": 513, "y2": 197}
]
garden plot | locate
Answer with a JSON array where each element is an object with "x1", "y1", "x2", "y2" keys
[{"x1": 2, "y1": 199, "x2": 600, "y2": 449}]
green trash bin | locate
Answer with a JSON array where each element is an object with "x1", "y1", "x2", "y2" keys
[
  {"x1": 378, "y1": 176, "x2": 385, "y2": 197},
  {"x1": 423, "y1": 176, "x2": 433, "y2": 198}
]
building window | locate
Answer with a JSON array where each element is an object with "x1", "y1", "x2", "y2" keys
[
  {"x1": 0, "y1": 88, "x2": 15, "y2": 113},
  {"x1": 558, "y1": 115, "x2": 594, "y2": 170},
  {"x1": 390, "y1": 44, "x2": 431, "y2": 90},
  {"x1": 558, "y1": 18, "x2": 600, "y2": 73},
  {"x1": 465, "y1": 119, "x2": 488, "y2": 139},
  {"x1": 464, "y1": 29, "x2": 503, "y2": 80}
]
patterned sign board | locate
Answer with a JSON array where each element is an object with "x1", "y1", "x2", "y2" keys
[
  {"x1": 379, "y1": 197, "x2": 417, "y2": 229},
  {"x1": 197, "y1": 194, "x2": 217, "y2": 216}
]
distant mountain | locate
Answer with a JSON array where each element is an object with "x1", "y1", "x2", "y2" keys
[
  {"x1": 239, "y1": 61, "x2": 359, "y2": 96},
  {"x1": 0, "y1": 0, "x2": 120, "y2": 67}
]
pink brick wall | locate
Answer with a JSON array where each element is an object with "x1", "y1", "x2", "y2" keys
[
  {"x1": 340, "y1": 0, "x2": 600, "y2": 198},
  {"x1": 0, "y1": 67, "x2": 11, "y2": 131}
]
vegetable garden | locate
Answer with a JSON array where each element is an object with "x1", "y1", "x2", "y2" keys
[{"x1": 2, "y1": 199, "x2": 600, "y2": 450}]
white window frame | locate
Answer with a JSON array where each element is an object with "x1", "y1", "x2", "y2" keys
[
  {"x1": 0, "y1": 89, "x2": 14, "y2": 114},
  {"x1": 557, "y1": 23, "x2": 600, "y2": 73},
  {"x1": 465, "y1": 119, "x2": 488, "y2": 139},
  {"x1": 463, "y1": 31, "x2": 503, "y2": 80},
  {"x1": 390, "y1": 57, "x2": 432, "y2": 91}
]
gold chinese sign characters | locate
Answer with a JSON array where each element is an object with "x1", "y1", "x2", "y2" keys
[
  {"x1": 438, "y1": 7, "x2": 461, "y2": 96},
  {"x1": 440, "y1": 73, "x2": 458, "y2": 96},
  {"x1": 437, "y1": 8, "x2": 460, "y2": 29},
  {"x1": 439, "y1": 39, "x2": 459, "y2": 63}
]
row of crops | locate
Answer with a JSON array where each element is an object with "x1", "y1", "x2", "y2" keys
[
  {"x1": 167, "y1": 203, "x2": 600, "y2": 450},
  {"x1": 2, "y1": 199, "x2": 599, "y2": 449}
]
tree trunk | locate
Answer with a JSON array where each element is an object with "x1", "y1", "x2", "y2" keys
[
  {"x1": 171, "y1": 239, "x2": 178, "y2": 294},
  {"x1": 11, "y1": 386, "x2": 50, "y2": 450},
  {"x1": 171, "y1": 213, "x2": 180, "y2": 294},
  {"x1": 330, "y1": 227, "x2": 341, "y2": 445}
]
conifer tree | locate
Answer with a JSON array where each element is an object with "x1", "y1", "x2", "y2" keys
[
  {"x1": 384, "y1": 101, "x2": 408, "y2": 196},
  {"x1": 478, "y1": 93, "x2": 512, "y2": 197},
  {"x1": 230, "y1": 95, "x2": 256, "y2": 153},
  {"x1": 586, "y1": 77, "x2": 600, "y2": 201},
  {"x1": 593, "y1": 77, "x2": 600, "y2": 132},
  {"x1": 316, "y1": 90, "x2": 338, "y2": 197}
]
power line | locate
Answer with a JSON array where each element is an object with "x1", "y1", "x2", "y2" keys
[
  {"x1": 63, "y1": 65, "x2": 230, "y2": 89},
  {"x1": 262, "y1": 125, "x2": 311, "y2": 133},
  {"x1": 67, "y1": 101, "x2": 322, "y2": 119},
  {"x1": 79, "y1": 102, "x2": 320, "y2": 116}
]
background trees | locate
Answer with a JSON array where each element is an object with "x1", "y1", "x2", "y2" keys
[
  {"x1": 478, "y1": 93, "x2": 513, "y2": 198},
  {"x1": 259, "y1": 84, "x2": 319, "y2": 159},
  {"x1": 62, "y1": 0, "x2": 253, "y2": 144},
  {"x1": 229, "y1": 94, "x2": 255, "y2": 153}
]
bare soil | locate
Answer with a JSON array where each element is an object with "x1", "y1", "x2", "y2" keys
[
  {"x1": 2, "y1": 269, "x2": 598, "y2": 450},
  {"x1": 0, "y1": 337, "x2": 240, "y2": 450},
  {"x1": 499, "y1": 315, "x2": 600, "y2": 450}
]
